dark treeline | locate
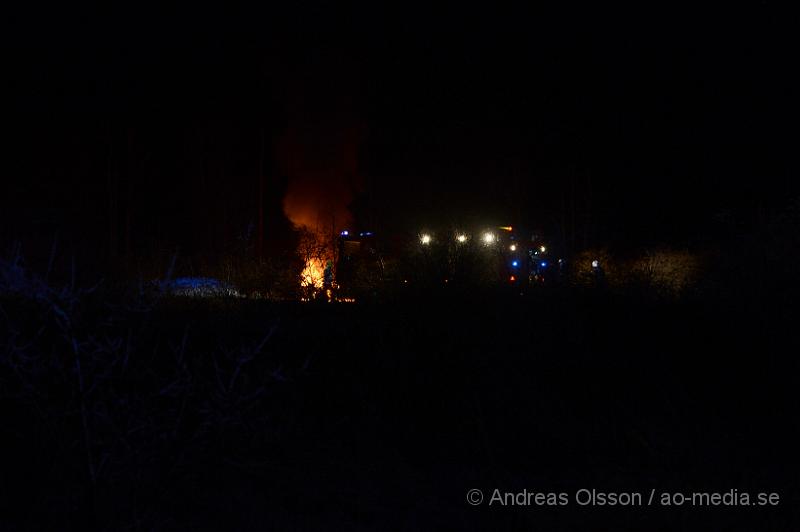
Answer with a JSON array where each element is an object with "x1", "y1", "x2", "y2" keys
[{"x1": 4, "y1": 3, "x2": 798, "y2": 275}]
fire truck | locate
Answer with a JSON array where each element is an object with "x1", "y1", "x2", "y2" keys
[{"x1": 334, "y1": 226, "x2": 558, "y2": 296}]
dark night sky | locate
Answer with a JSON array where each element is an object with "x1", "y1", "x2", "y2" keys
[{"x1": 4, "y1": 2, "x2": 798, "y2": 265}]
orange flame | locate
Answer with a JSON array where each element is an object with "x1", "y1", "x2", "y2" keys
[{"x1": 300, "y1": 258, "x2": 325, "y2": 289}]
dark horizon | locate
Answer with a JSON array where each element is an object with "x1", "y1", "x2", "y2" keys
[{"x1": 4, "y1": 3, "x2": 798, "y2": 268}]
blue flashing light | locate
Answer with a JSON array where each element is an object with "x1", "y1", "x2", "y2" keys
[
  {"x1": 511, "y1": 260, "x2": 519, "y2": 267},
  {"x1": 341, "y1": 230, "x2": 349, "y2": 236},
  {"x1": 540, "y1": 261, "x2": 548, "y2": 268}
]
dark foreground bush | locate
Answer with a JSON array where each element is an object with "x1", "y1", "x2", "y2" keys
[{"x1": 1, "y1": 258, "x2": 799, "y2": 530}]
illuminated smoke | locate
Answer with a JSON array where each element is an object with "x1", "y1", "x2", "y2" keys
[
  {"x1": 274, "y1": 51, "x2": 363, "y2": 288},
  {"x1": 279, "y1": 122, "x2": 361, "y2": 290}
]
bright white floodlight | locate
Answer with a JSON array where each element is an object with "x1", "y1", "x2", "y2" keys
[
  {"x1": 482, "y1": 232, "x2": 496, "y2": 245},
  {"x1": 420, "y1": 234, "x2": 432, "y2": 245}
]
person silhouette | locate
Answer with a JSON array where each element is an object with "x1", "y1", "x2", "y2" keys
[{"x1": 323, "y1": 260, "x2": 334, "y2": 289}]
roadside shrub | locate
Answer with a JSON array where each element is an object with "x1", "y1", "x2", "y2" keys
[{"x1": 630, "y1": 248, "x2": 702, "y2": 296}]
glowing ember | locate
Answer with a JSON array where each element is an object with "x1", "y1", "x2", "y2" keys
[{"x1": 300, "y1": 258, "x2": 325, "y2": 289}]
